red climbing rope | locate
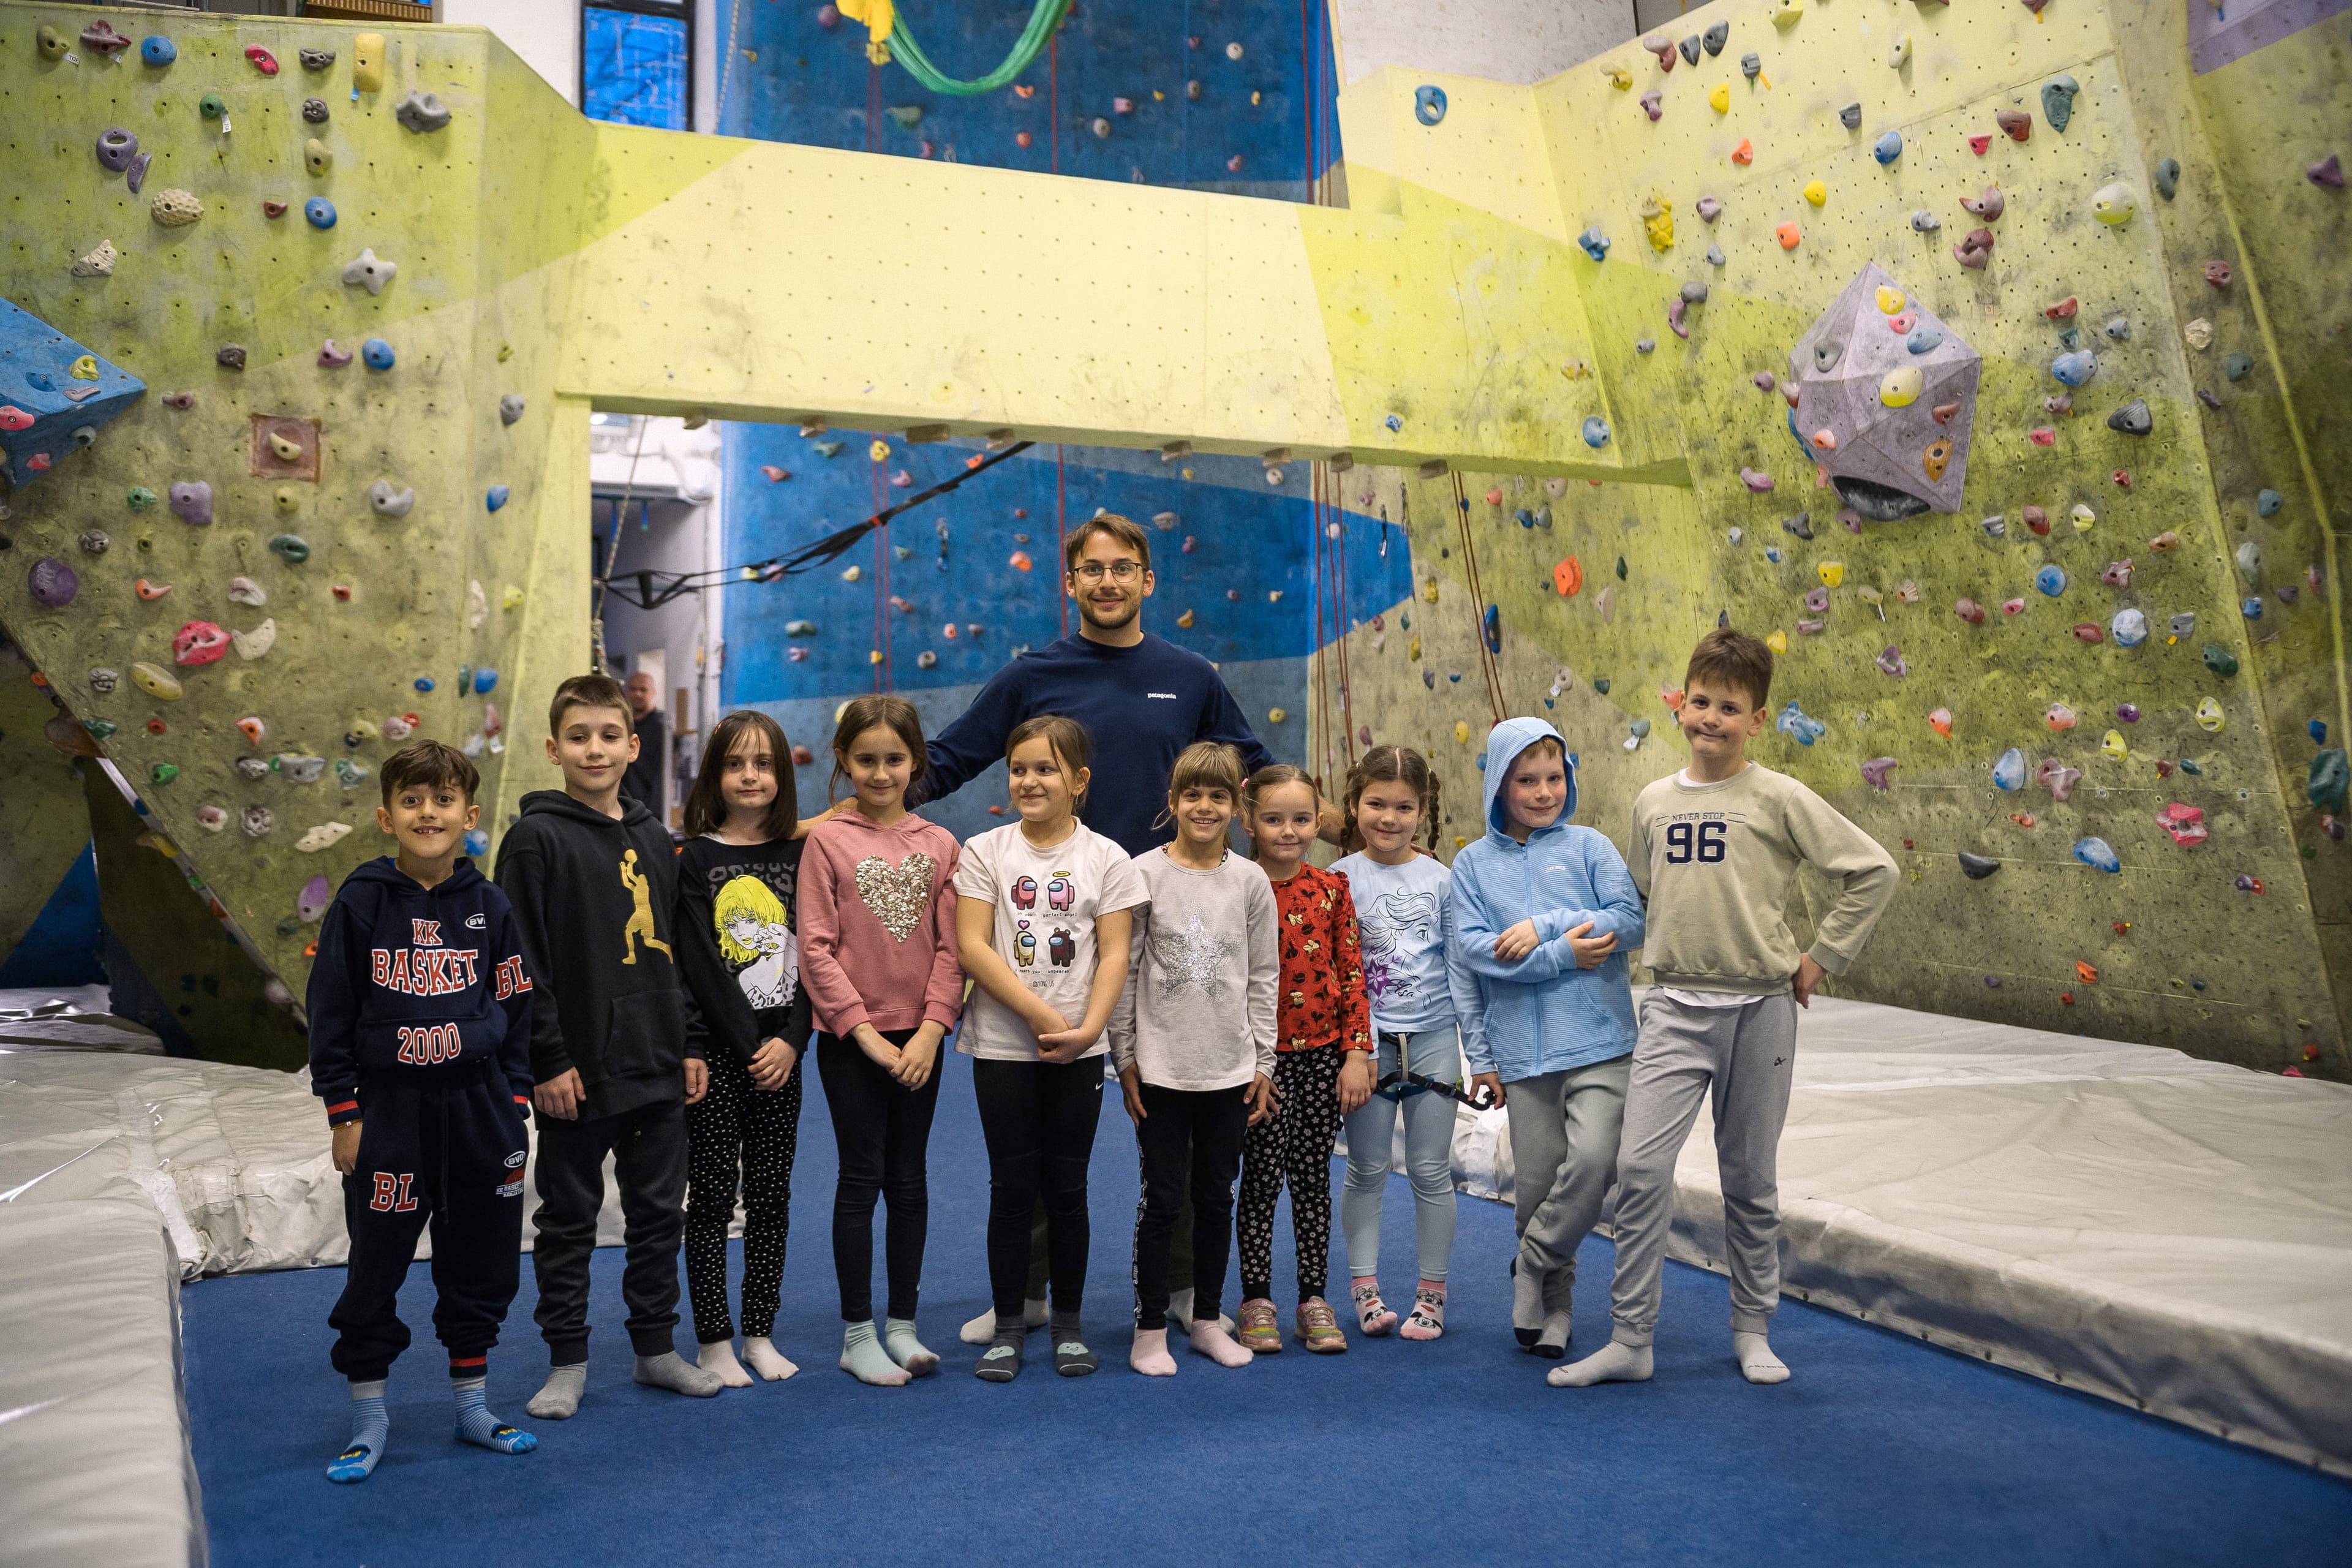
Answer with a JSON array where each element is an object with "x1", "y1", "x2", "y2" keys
[{"x1": 1450, "y1": 472, "x2": 1507, "y2": 725}]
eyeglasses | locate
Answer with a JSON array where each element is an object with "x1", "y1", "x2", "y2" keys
[{"x1": 1071, "y1": 561, "x2": 1142, "y2": 583}]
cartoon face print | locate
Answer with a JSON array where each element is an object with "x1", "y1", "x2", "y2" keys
[
  {"x1": 1013, "y1": 920, "x2": 1037, "y2": 969},
  {"x1": 714, "y1": 874, "x2": 797, "y2": 1009},
  {"x1": 1047, "y1": 871, "x2": 1074, "y2": 912},
  {"x1": 1047, "y1": 927, "x2": 1076, "y2": 967},
  {"x1": 1360, "y1": 886, "x2": 1441, "y2": 1003},
  {"x1": 1011, "y1": 875, "x2": 1039, "y2": 911}
]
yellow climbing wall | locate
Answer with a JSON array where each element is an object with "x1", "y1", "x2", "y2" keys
[{"x1": 0, "y1": 0, "x2": 2342, "y2": 1075}]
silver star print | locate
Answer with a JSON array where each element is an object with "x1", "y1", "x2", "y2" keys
[{"x1": 1156, "y1": 916, "x2": 1232, "y2": 997}]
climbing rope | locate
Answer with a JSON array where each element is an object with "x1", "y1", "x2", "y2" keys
[
  {"x1": 1449, "y1": 472, "x2": 1507, "y2": 726},
  {"x1": 852, "y1": 0, "x2": 1073, "y2": 97}
]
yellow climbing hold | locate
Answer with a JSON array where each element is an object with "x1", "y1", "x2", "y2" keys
[
  {"x1": 1803, "y1": 179, "x2": 1828, "y2": 206},
  {"x1": 2071, "y1": 503, "x2": 2097, "y2": 532},
  {"x1": 1817, "y1": 561, "x2": 1845, "y2": 587},
  {"x1": 1879, "y1": 366, "x2": 1924, "y2": 407},
  {"x1": 1641, "y1": 197, "x2": 1675, "y2": 252},
  {"x1": 1875, "y1": 285, "x2": 1907, "y2": 315},
  {"x1": 867, "y1": 439, "x2": 891, "y2": 462},
  {"x1": 2100, "y1": 729, "x2": 2129, "y2": 761},
  {"x1": 1603, "y1": 66, "x2": 1632, "y2": 89},
  {"x1": 2092, "y1": 183, "x2": 2138, "y2": 225},
  {"x1": 2196, "y1": 697, "x2": 2226, "y2": 732},
  {"x1": 1773, "y1": 0, "x2": 1804, "y2": 28},
  {"x1": 1268, "y1": 707, "x2": 1288, "y2": 724},
  {"x1": 1765, "y1": 630, "x2": 1789, "y2": 654},
  {"x1": 70, "y1": 355, "x2": 99, "y2": 380},
  {"x1": 130, "y1": 662, "x2": 184, "y2": 700},
  {"x1": 1709, "y1": 83, "x2": 1730, "y2": 113},
  {"x1": 501, "y1": 585, "x2": 525, "y2": 609},
  {"x1": 1409, "y1": 634, "x2": 1421, "y2": 660},
  {"x1": 1422, "y1": 581, "x2": 1440, "y2": 605},
  {"x1": 1454, "y1": 720, "x2": 1471, "y2": 746}
]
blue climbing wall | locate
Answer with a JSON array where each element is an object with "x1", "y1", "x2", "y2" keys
[{"x1": 715, "y1": 1, "x2": 1387, "y2": 839}]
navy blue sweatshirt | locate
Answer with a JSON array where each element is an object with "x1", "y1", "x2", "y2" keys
[
  {"x1": 917, "y1": 632, "x2": 1275, "y2": 855},
  {"x1": 306, "y1": 858, "x2": 535, "y2": 1128},
  {"x1": 493, "y1": 788, "x2": 696, "y2": 1121}
]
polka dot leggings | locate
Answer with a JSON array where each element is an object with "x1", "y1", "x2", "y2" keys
[
  {"x1": 684, "y1": 1052, "x2": 803, "y2": 1345},
  {"x1": 1237, "y1": 1044, "x2": 1346, "y2": 1305}
]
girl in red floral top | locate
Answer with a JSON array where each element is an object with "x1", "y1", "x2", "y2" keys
[{"x1": 1233, "y1": 765, "x2": 1374, "y2": 1354}]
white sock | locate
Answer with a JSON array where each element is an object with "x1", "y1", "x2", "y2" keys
[
  {"x1": 839, "y1": 1321, "x2": 910, "y2": 1386},
  {"x1": 698, "y1": 1339, "x2": 754, "y2": 1389},
  {"x1": 883, "y1": 1317, "x2": 938, "y2": 1377},
  {"x1": 1023, "y1": 1296, "x2": 1049, "y2": 1328},
  {"x1": 1129, "y1": 1327, "x2": 1177, "y2": 1377},
  {"x1": 959, "y1": 1306, "x2": 999, "y2": 1345},
  {"x1": 742, "y1": 1336, "x2": 798, "y2": 1381},
  {"x1": 1735, "y1": 1330, "x2": 1790, "y2": 1384},
  {"x1": 1186, "y1": 1318, "x2": 1253, "y2": 1369},
  {"x1": 633, "y1": 1350, "x2": 724, "y2": 1397},
  {"x1": 1550, "y1": 1339, "x2": 1654, "y2": 1387},
  {"x1": 1167, "y1": 1287, "x2": 1196, "y2": 1331}
]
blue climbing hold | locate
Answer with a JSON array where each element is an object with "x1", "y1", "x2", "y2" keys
[
  {"x1": 2310, "y1": 718, "x2": 2328, "y2": 745},
  {"x1": 413, "y1": 676, "x2": 435, "y2": 693},
  {"x1": 2256, "y1": 488, "x2": 2283, "y2": 517},
  {"x1": 2111, "y1": 608, "x2": 2148, "y2": 647},
  {"x1": 2312, "y1": 748, "x2": 2350, "y2": 812},
  {"x1": 1582, "y1": 416, "x2": 1611, "y2": 448},
  {"x1": 1515, "y1": 508, "x2": 1534, "y2": 529},
  {"x1": 2073, "y1": 836, "x2": 2121, "y2": 873},
  {"x1": 463, "y1": 829, "x2": 489, "y2": 858},
  {"x1": 1385, "y1": 413, "x2": 1402, "y2": 432},
  {"x1": 1577, "y1": 227, "x2": 1611, "y2": 262},
  {"x1": 1873, "y1": 130, "x2": 1902, "y2": 165},
  {"x1": 2244, "y1": 596, "x2": 2264, "y2": 620},
  {"x1": 304, "y1": 197, "x2": 336, "y2": 229},
  {"x1": 1765, "y1": 546, "x2": 1783, "y2": 564},
  {"x1": 141, "y1": 34, "x2": 176, "y2": 67},
  {"x1": 1414, "y1": 85, "x2": 1447, "y2": 126},
  {"x1": 1776, "y1": 701, "x2": 1826, "y2": 747},
  {"x1": 361, "y1": 337, "x2": 394, "y2": 371},
  {"x1": 1907, "y1": 328, "x2": 1943, "y2": 355},
  {"x1": 1993, "y1": 747, "x2": 2026, "y2": 791},
  {"x1": 2051, "y1": 350, "x2": 2098, "y2": 387},
  {"x1": 2036, "y1": 564, "x2": 2067, "y2": 597},
  {"x1": 1482, "y1": 604, "x2": 1501, "y2": 655},
  {"x1": 473, "y1": 666, "x2": 498, "y2": 695},
  {"x1": 485, "y1": 484, "x2": 510, "y2": 511}
]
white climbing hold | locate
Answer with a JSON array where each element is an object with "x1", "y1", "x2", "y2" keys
[
  {"x1": 341, "y1": 247, "x2": 397, "y2": 294},
  {"x1": 295, "y1": 821, "x2": 354, "y2": 853},
  {"x1": 72, "y1": 240, "x2": 118, "y2": 278},
  {"x1": 232, "y1": 617, "x2": 276, "y2": 659}
]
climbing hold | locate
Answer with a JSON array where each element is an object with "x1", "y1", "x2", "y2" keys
[
  {"x1": 2201, "y1": 645, "x2": 2237, "y2": 678},
  {"x1": 1879, "y1": 367, "x2": 1924, "y2": 408},
  {"x1": 2184, "y1": 318, "x2": 2214, "y2": 350},
  {"x1": 268, "y1": 533, "x2": 311, "y2": 564},
  {"x1": 1776, "y1": 222, "x2": 1802, "y2": 249},
  {"x1": 2045, "y1": 296, "x2": 2080, "y2": 321},
  {"x1": 71, "y1": 241, "x2": 118, "y2": 280},
  {"x1": 1923, "y1": 439, "x2": 1954, "y2": 483},
  {"x1": 341, "y1": 248, "x2": 397, "y2": 295},
  {"x1": 168, "y1": 481, "x2": 213, "y2": 526},
  {"x1": 141, "y1": 34, "x2": 177, "y2": 67},
  {"x1": 352, "y1": 31, "x2": 386, "y2": 90},
  {"x1": 1875, "y1": 646, "x2": 1908, "y2": 677},
  {"x1": 96, "y1": 128, "x2": 140, "y2": 173},
  {"x1": 1803, "y1": 180, "x2": 1827, "y2": 207},
  {"x1": 1754, "y1": 371, "x2": 1777, "y2": 392},
  {"x1": 2099, "y1": 728, "x2": 2128, "y2": 760},
  {"x1": 2051, "y1": 351, "x2": 2098, "y2": 387},
  {"x1": 2073, "y1": 837, "x2": 2121, "y2": 873},
  {"x1": 1969, "y1": 133, "x2": 1993, "y2": 156},
  {"x1": 2156, "y1": 803, "x2": 2209, "y2": 848},
  {"x1": 1678, "y1": 33, "x2": 1702, "y2": 65},
  {"x1": 303, "y1": 97, "x2": 329, "y2": 124},
  {"x1": 1706, "y1": 244, "x2": 1726, "y2": 266},
  {"x1": 1910, "y1": 210, "x2": 1942, "y2": 233},
  {"x1": 1993, "y1": 748, "x2": 2027, "y2": 790},
  {"x1": 78, "y1": 530, "x2": 110, "y2": 555},
  {"x1": 2092, "y1": 183, "x2": 2137, "y2": 225},
  {"x1": 1861, "y1": 758, "x2": 1898, "y2": 791},
  {"x1": 2204, "y1": 260, "x2": 2233, "y2": 288},
  {"x1": 2225, "y1": 353, "x2": 2254, "y2": 382},
  {"x1": 199, "y1": 94, "x2": 228, "y2": 123},
  {"x1": 1635, "y1": 339, "x2": 1656, "y2": 355},
  {"x1": 1697, "y1": 195, "x2": 1724, "y2": 224},
  {"x1": 2309, "y1": 154, "x2": 2344, "y2": 189},
  {"x1": 2041, "y1": 75, "x2": 2079, "y2": 131},
  {"x1": 486, "y1": 485, "x2": 510, "y2": 512},
  {"x1": 2112, "y1": 608, "x2": 2148, "y2": 647},
  {"x1": 1839, "y1": 103, "x2": 1863, "y2": 132},
  {"x1": 228, "y1": 576, "x2": 266, "y2": 607},
  {"x1": 1996, "y1": 108, "x2": 2032, "y2": 142},
  {"x1": 2039, "y1": 760, "x2": 2082, "y2": 801},
  {"x1": 2106, "y1": 400, "x2": 2152, "y2": 435},
  {"x1": 318, "y1": 339, "x2": 353, "y2": 369},
  {"x1": 1709, "y1": 83, "x2": 1730, "y2": 113},
  {"x1": 361, "y1": 338, "x2": 395, "y2": 371},
  {"x1": 1958, "y1": 853, "x2": 2000, "y2": 880},
  {"x1": 1642, "y1": 32, "x2": 1676, "y2": 69},
  {"x1": 1579, "y1": 415, "x2": 1612, "y2": 450},
  {"x1": 305, "y1": 138, "x2": 333, "y2": 177},
  {"x1": 1907, "y1": 328, "x2": 1944, "y2": 356},
  {"x1": 2310, "y1": 750, "x2": 2351, "y2": 813},
  {"x1": 1577, "y1": 227, "x2": 1610, "y2": 262},
  {"x1": 2073, "y1": 622, "x2": 2104, "y2": 643},
  {"x1": 1733, "y1": 139, "x2": 1754, "y2": 165},
  {"x1": 2234, "y1": 540, "x2": 2263, "y2": 587},
  {"x1": 1554, "y1": 557, "x2": 1583, "y2": 597},
  {"x1": 1740, "y1": 468, "x2": 1775, "y2": 492},
  {"x1": 1640, "y1": 90, "x2": 1663, "y2": 121},
  {"x1": 1602, "y1": 66, "x2": 1632, "y2": 90},
  {"x1": 1875, "y1": 131, "x2": 1902, "y2": 165},
  {"x1": 1954, "y1": 228, "x2": 1994, "y2": 268},
  {"x1": 1776, "y1": 702, "x2": 1826, "y2": 746},
  {"x1": 371, "y1": 481, "x2": 415, "y2": 517},
  {"x1": 1765, "y1": 631, "x2": 1788, "y2": 653},
  {"x1": 232, "y1": 619, "x2": 276, "y2": 660},
  {"x1": 295, "y1": 822, "x2": 352, "y2": 854},
  {"x1": 2036, "y1": 564, "x2": 2067, "y2": 597},
  {"x1": 1640, "y1": 197, "x2": 1674, "y2": 251},
  {"x1": 2046, "y1": 703, "x2": 2079, "y2": 733},
  {"x1": 2103, "y1": 317, "x2": 2132, "y2": 344},
  {"x1": 500, "y1": 394, "x2": 526, "y2": 425},
  {"x1": 150, "y1": 189, "x2": 205, "y2": 229},
  {"x1": 1809, "y1": 428, "x2": 1836, "y2": 451},
  {"x1": 267, "y1": 431, "x2": 304, "y2": 464},
  {"x1": 2044, "y1": 394, "x2": 2075, "y2": 418},
  {"x1": 172, "y1": 621, "x2": 229, "y2": 667},
  {"x1": 305, "y1": 197, "x2": 337, "y2": 229},
  {"x1": 1888, "y1": 33, "x2": 1912, "y2": 68},
  {"x1": 1773, "y1": 0, "x2": 1804, "y2": 28},
  {"x1": 1414, "y1": 85, "x2": 1447, "y2": 125},
  {"x1": 1741, "y1": 53, "x2": 1762, "y2": 80},
  {"x1": 1483, "y1": 605, "x2": 1502, "y2": 655},
  {"x1": 2118, "y1": 704, "x2": 2142, "y2": 724}
]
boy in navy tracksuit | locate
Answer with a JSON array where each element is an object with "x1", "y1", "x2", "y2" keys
[{"x1": 307, "y1": 741, "x2": 540, "y2": 1483}]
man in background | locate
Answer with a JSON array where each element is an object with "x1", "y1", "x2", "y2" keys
[{"x1": 621, "y1": 671, "x2": 668, "y2": 816}]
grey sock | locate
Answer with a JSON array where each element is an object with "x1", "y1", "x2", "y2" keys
[
  {"x1": 840, "y1": 1321, "x2": 910, "y2": 1385},
  {"x1": 1050, "y1": 1311, "x2": 1098, "y2": 1377},
  {"x1": 1512, "y1": 1254, "x2": 1546, "y2": 1345},
  {"x1": 526, "y1": 1363, "x2": 586, "y2": 1420},
  {"x1": 976, "y1": 1324, "x2": 1025, "y2": 1382},
  {"x1": 884, "y1": 1316, "x2": 939, "y2": 1377},
  {"x1": 633, "y1": 1350, "x2": 724, "y2": 1398},
  {"x1": 1535, "y1": 1307, "x2": 1573, "y2": 1359}
]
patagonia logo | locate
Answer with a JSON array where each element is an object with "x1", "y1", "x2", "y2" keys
[
  {"x1": 1146, "y1": 692, "x2": 1177, "y2": 699},
  {"x1": 503, "y1": 1150, "x2": 526, "y2": 1169},
  {"x1": 496, "y1": 1178, "x2": 524, "y2": 1198}
]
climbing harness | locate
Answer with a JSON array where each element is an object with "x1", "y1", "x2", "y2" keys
[{"x1": 1371, "y1": 1031, "x2": 1496, "y2": 1109}]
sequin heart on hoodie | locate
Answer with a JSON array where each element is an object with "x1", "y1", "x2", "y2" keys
[{"x1": 854, "y1": 852, "x2": 938, "y2": 941}]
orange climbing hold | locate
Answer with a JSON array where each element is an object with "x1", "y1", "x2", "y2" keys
[
  {"x1": 1922, "y1": 439, "x2": 1953, "y2": 481},
  {"x1": 1733, "y1": 138, "x2": 1754, "y2": 165},
  {"x1": 2076, "y1": 962, "x2": 2100, "y2": 984},
  {"x1": 1554, "y1": 556, "x2": 1583, "y2": 597},
  {"x1": 1776, "y1": 221, "x2": 1801, "y2": 249}
]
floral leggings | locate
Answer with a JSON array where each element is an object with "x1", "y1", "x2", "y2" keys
[{"x1": 1237, "y1": 1044, "x2": 1346, "y2": 1305}]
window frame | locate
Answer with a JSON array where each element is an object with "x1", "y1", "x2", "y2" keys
[{"x1": 580, "y1": 0, "x2": 696, "y2": 133}]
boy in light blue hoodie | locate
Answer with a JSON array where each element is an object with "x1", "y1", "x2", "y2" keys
[{"x1": 1451, "y1": 717, "x2": 1643, "y2": 1361}]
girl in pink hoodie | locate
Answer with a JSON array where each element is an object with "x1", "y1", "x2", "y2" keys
[{"x1": 796, "y1": 695, "x2": 963, "y2": 1386}]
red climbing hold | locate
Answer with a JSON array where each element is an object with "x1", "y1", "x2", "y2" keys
[
  {"x1": 1996, "y1": 108, "x2": 2032, "y2": 141},
  {"x1": 2203, "y1": 260, "x2": 2233, "y2": 287},
  {"x1": 760, "y1": 466, "x2": 791, "y2": 481},
  {"x1": 2043, "y1": 296, "x2": 2078, "y2": 320},
  {"x1": 1968, "y1": 133, "x2": 1992, "y2": 155},
  {"x1": 246, "y1": 44, "x2": 279, "y2": 75},
  {"x1": 2029, "y1": 428, "x2": 2057, "y2": 447},
  {"x1": 2071, "y1": 622, "x2": 2103, "y2": 643},
  {"x1": 2112, "y1": 469, "x2": 2131, "y2": 489},
  {"x1": 1016, "y1": 131, "x2": 1034, "y2": 148}
]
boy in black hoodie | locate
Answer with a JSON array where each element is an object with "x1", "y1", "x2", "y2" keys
[
  {"x1": 308, "y1": 741, "x2": 540, "y2": 1482},
  {"x1": 495, "y1": 673, "x2": 723, "y2": 1418}
]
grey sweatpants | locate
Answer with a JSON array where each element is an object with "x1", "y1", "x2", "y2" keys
[
  {"x1": 1504, "y1": 1054, "x2": 1630, "y2": 1302},
  {"x1": 1607, "y1": 990, "x2": 1799, "y2": 1348}
]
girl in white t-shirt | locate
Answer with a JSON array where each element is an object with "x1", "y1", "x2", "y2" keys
[{"x1": 952, "y1": 716, "x2": 1147, "y2": 1382}]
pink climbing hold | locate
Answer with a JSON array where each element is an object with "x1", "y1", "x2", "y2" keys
[
  {"x1": 1961, "y1": 185, "x2": 2005, "y2": 221},
  {"x1": 1996, "y1": 108, "x2": 2032, "y2": 141},
  {"x1": 0, "y1": 405, "x2": 31, "y2": 432},
  {"x1": 2046, "y1": 703, "x2": 2078, "y2": 731},
  {"x1": 2037, "y1": 759, "x2": 2081, "y2": 801},
  {"x1": 1754, "y1": 371, "x2": 1776, "y2": 392},
  {"x1": 2157, "y1": 802, "x2": 2209, "y2": 846},
  {"x1": 319, "y1": 339, "x2": 353, "y2": 368},
  {"x1": 1955, "y1": 597, "x2": 1986, "y2": 625},
  {"x1": 1485, "y1": 488, "x2": 1504, "y2": 505},
  {"x1": 2024, "y1": 505, "x2": 2051, "y2": 535},
  {"x1": 1811, "y1": 428, "x2": 1836, "y2": 450},
  {"x1": 1669, "y1": 298, "x2": 1691, "y2": 339},
  {"x1": 2029, "y1": 428, "x2": 2058, "y2": 446},
  {"x1": 1954, "y1": 227, "x2": 1994, "y2": 268},
  {"x1": 2071, "y1": 622, "x2": 2104, "y2": 643},
  {"x1": 1861, "y1": 758, "x2": 1898, "y2": 791},
  {"x1": 2101, "y1": 559, "x2": 2134, "y2": 587},
  {"x1": 1227, "y1": 154, "x2": 1245, "y2": 172},
  {"x1": 760, "y1": 466, "x2": 791, "y2": 481},
  {"x1": 2203, "y1": 260, "x2": 2233, "y2": 287},
  {"x1": 1739, "y1": 467, "x2": 1775, "y2": 492},
  {"x1": 173, "y1": 620, "x2": 231, "y2": 666},
  {"x1": 1969, "y1": 133, "x2": 1993, "y2": 155},
  {"x1": 1640, "y1": 90, "x2": 1663, "y2": 121},
  {"x1": 2043, "y1": 296, "x2": 2078, "y2": 320},
  {"x1": 1009, "y1": 551, "x2": 1034, "y2": 571},
  {"x1": 2001, "y1": 597, "x2": 2027, "y2": 616},
  {"x1": 2309, "y1": 154, "x2": 2344, "y2": 189},
  {"x1": 1887, "y1": 311, "x2": 1918, "y2": 334},
  {"x1": 1645, "y1": 34, "x2": 1677, "y2": 70}
]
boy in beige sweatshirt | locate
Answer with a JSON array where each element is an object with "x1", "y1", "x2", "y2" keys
[{"x1": 1555, "y1": 629, "x2": 1896, "y2": 1390}]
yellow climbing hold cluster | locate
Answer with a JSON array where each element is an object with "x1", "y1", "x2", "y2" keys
[{"x1": 1642, "y1": 197, "x2": 1675, "y2": 252}]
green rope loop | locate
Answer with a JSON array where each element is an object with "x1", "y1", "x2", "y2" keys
[{"x1": 888, "y1": 0, "x2": 1071, "y2": 96}]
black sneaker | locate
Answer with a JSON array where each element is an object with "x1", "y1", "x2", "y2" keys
[{"x1": 1052, "y1": 1337, "x2": 1099, "y2": 1377}]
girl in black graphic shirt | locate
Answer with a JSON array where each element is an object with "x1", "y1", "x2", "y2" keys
[{"x1": 676, "y1": 710, "x2": 815, "y2": 1385}]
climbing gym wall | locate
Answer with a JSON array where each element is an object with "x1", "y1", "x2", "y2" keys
[
  {"x1": 1317, "y1": 0, "x2": 2350, "y2": 1072},
  {"x1": 710, "y1": 0, "x2": 1368, "y2": 837}
]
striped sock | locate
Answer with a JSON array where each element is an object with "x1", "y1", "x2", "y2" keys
[
  {"x1": 451, "y1": 1358, "x2": 537, "y2": 1456},
  {"x1": 325, "y1": 1380, "x2": 388, "y2": 1483}
]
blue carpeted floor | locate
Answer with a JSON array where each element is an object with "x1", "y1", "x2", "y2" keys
[{"x1": 185, "y1": 1050, "x2": 2352, "y2": 1567}]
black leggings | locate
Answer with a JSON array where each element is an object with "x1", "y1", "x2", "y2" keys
[
  {"x1": 684, "y1": 1051, "x2": 804, "y2": 1344},
  {"x1": 817, "y1": 1029, "x2": 941, "y2": 1322},
  {"x1": 1131, "y1": 1082, "x2": 1247, "y2": 1332},
  {"x1": 1238, "y1": 1045, "x2": 1347, "y2": 1304},
  {"x1": 972, "y1": 1057, "x2": 1103, "y2": 1319}
]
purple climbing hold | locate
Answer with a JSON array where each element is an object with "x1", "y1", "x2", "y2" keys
[
  {"x1": 2310, "y1": 154, "x2": 2344, "y2": 189},
  {"x1": 96, "y1": 128, "x2": 138, "y2": 172},
  {"x1": 2038, "y1": 759, "x2": 2082, "y2": 802},
  {"x1": 1875, "y1": 644, "x2": 1909, "y2": 677},
  {"x1": 1740, "y1": 467, "x2": 1775, "y2": 492},
  {"x1": 168, "y1": 480, "x2": 213, "y2": 526},
  {"x1": 1697, "y1": 195, "x2": 1724, "y2": 223},
  {"x1": 1861, "y1": 757, "x2": 1898, "y2": 791},
  {"x1": 298, "y1": 875, "x2": 334, "y2": 923},
  {"x1": 28, "y1": 557, "x2": 79, "y2": 608},
  {"x1": 1804, "y1": 587, "x2": 1830, "y2": 612}
]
